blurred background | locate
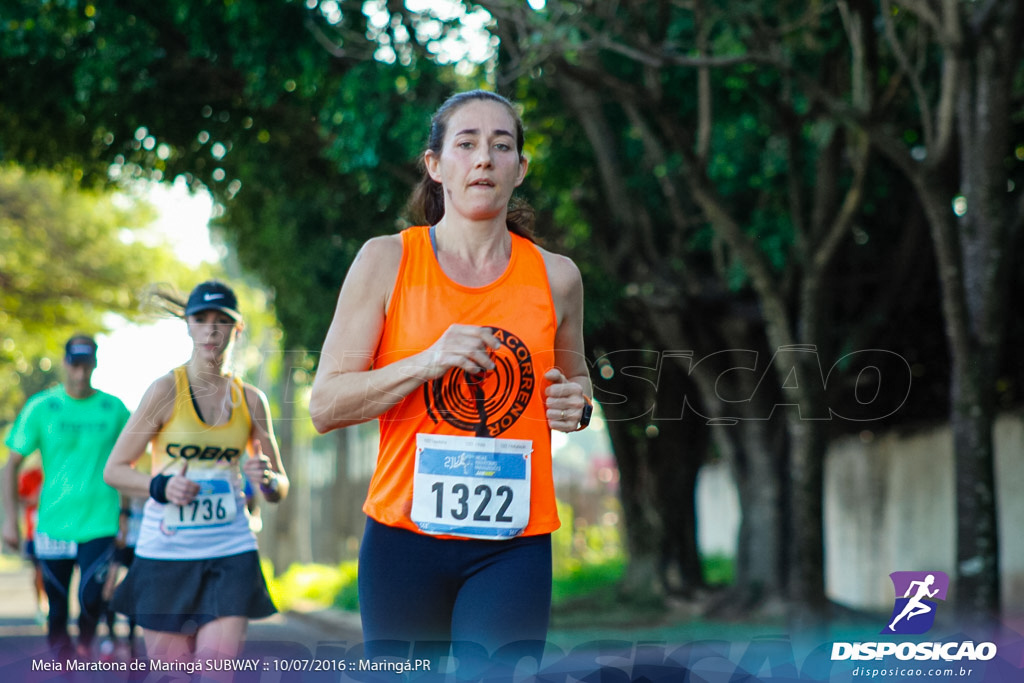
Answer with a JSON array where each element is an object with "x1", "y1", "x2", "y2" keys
[{"x1": 1, "y1": 0, "x2": 1022, "y2": 635}]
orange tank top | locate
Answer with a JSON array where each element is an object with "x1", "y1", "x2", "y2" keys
[{"x1": 364, "y1": 226, "x2": 560, "y2": 538}]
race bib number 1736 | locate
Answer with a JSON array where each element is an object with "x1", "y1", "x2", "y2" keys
[{"x1": 163, "y1": 472, "x2": 237, "y2": 530}]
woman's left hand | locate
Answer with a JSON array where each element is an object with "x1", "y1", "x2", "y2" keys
[
  {"x1": 243, "y1": 441, "x2": 273, "y2": 490},
  {"x1": 544, "y1": 368, "x2": 588, "y2": 432}
]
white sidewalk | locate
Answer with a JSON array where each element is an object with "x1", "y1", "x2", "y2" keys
[{"x1": 0, "y1": 560, "x2": 47, "y2": 636}]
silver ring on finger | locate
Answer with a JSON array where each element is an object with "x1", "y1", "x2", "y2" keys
[{"x1": 561, "y1": 409, "x2": 566, "y2": 421}]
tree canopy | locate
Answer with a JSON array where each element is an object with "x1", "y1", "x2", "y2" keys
[
  {"x1": 1, "y1": 0, "x2": 481, "y2": 350},
  {"x1": 0, "y1": 164, "x2": 188, "y2": 422},
  {"x1": 477, "y1": 0, "x2": 1022, "y2": 620}
]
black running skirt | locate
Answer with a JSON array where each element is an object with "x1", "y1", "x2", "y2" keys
[{"x1": 112, "y1": 550, "x2": 276, "y2": 633}]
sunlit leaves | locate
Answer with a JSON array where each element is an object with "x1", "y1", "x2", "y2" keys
[{"x1": 0, "y1": 165, "x2": 189, "y2": 421}]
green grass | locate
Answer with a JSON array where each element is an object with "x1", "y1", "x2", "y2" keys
[
  {"x1": 260, "y1": 499, "x2": 735, "y2": 624},
  {"x1": 264, "y1": 548, "x2": 735, "y2": 620},
  {"x1": 263, "y1": 553, "x2": 632, "y2": 615},
  {"x1": 701, "y1": 553, "x2": 736, "y2": 586},
  {"x1": 552, "y1": 554, "x2": 736, "y2": 604},
  {"x1": 552, "y1": 555, "x2": 625, "y2": 604}
]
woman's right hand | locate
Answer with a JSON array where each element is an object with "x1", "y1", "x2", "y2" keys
[
  {"x1": 164, "y1": 465, "x2": 200, "y2": 506},
  {"x1": 425, "y1": 324, "x2": 501, "y2": 378}
]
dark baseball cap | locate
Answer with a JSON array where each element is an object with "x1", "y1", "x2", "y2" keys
[
  {"x1": 184, "y1": 281, "x2": 242, "y2": 321},
  {"x1": 64, "y1": 336, "x2": 98, "y2": 364}
]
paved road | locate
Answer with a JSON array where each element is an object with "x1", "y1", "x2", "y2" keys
[
  {"x1": 8, "y1": 560, "x2": 1020, "y2": 682},
  {"x1": 0, "y1": 561, "x2": 365, "y2": 681}
]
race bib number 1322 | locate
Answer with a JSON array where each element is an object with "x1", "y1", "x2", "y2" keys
[{"x1": 411, "y1": 433, "x2": 532, "y2": 540}]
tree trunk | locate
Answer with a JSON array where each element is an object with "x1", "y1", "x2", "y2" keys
[
  {"x1": 604, "y1": 416, "x2": 665, "y2": 605},
  {"x1": 913, "y1": 177, "x2": 1004, "y2": 624},
  {"x1": 950, "y1": 369, "x2": 1000, "y2": 624},
  {"x1": 723, "y1": 418, "x2": 788, "y2": 613},
  {"x1": 648, "y1": 418, "x2": 706, "y2": 595},
  {"x1": 786, "y1": 409, "x2": 830, "y2": 622},
  {"x1": 591, "y1": 316, "x2": 712, "y2": 605},
  {"x1": 644, "y1": 298, "x2": 792, "y2": 611},
  {"x1": 263, "y1": 350, "x2": 311, "y2": 571},
  {"x1": 691, "y1": 359, "x2": 789, "y2": 615},
  {"x1": 330, "y1": 428, "x2": 354, "y2": 561},
  {"x1": 648, "y1": 356, "x2": 707, "y2": 595},
  {"x1": 945, "y1": 6, "x2": 1019, "y2": 623},
  {"x1": 880, "y1": 3, "x2": 1022, "y2": 623}
]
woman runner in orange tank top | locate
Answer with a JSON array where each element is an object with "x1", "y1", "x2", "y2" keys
[{"x1": 311, "y1": 91, "x2": 592, "y2": 671}]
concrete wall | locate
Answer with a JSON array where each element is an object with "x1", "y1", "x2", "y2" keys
[
  {"x1": 696, "y1": 462, "x2": 741, "y2": 557},
  {"x1": 695, "y1": 410, "x2": 1023, "y2": 616},
  {"x1": 824, "y1": 411, "x2": 1023, "y2": 614}
]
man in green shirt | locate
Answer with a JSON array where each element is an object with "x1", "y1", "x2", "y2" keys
[{"x1": 2, "y1": 335, "x2": 130, "y2": 658}]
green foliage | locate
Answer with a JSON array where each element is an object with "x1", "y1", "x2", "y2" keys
[
  {"x1": 263, "y1": 559, "x2": 359, "y2": 613},
  {"x1": 0, "y1": 164, "x2": 190, "y2": 423},
  {"x1": 551, "y1": 499, "x2": 623, "y2": 580},
  {"x1": 0, "y1": 0, "x2": 480, "y2": 353}
]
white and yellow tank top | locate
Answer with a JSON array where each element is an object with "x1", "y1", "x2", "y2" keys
[{"x1": 135, "y1": 366, "x2": 257, "y2": 560}]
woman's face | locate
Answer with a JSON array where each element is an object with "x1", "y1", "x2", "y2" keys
[
  {"x1": 425, "y1": 99, "x2": 528, "y2": 224},
  {"x1": 187, "y1": 309, "x2": 239, "y2": 363}
]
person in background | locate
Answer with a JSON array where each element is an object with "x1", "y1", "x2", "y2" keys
[
  {"x1": 2, "y1": 335, "x2": 130, "y2": 658},
  {"x1": 104, "y1": 280, "x2": 288, "y2": 671},
  {"x1": 16, "y1": 455, "x2": 47, "y2": 623},
  {"x1": 309, "y1": 90, "x2": 592, "y2": 669},
  {"x1": 99, "y1": 488, "x2": 144, "y2": 662}
]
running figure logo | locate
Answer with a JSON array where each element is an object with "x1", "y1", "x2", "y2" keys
[{"x1": 883, "y1": 571, "x2": 949, "y2": 635}]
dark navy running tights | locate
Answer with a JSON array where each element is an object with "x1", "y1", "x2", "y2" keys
[
  {"x1": 358, "y1": 518, "x2": 552, "y2": 661},
  {"x1": 39, "y1": 536, "x2": 116, "y2": 651}
]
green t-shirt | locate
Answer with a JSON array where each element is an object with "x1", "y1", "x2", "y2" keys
[{"x1": 5, "y1": 385, "x2": 129, "y2": 542}]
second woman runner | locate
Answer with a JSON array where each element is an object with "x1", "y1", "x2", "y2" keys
[{"x1": 104, "y1": 280, "x2": 288, "y2": 667}]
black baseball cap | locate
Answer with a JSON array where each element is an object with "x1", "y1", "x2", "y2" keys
[
  {"x1": 64, "y1": 336, "x2": 98, "y2": 364},
  {"x1": 184, "y1": 281, "x2": 242, "y2": 321}
]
